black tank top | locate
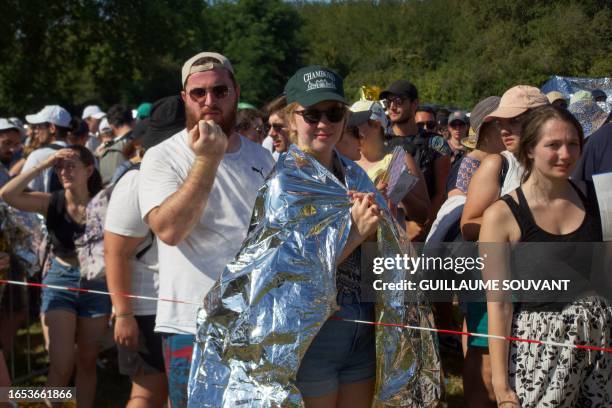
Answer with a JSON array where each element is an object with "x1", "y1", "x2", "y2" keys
[
  {"x1": 500, "y1": 180, "x2": 602, "y2": 310},
  {"x1": 46, "y1": 190, "x2": 86, "y2": 259}
]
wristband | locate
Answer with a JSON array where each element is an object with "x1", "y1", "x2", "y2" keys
[{"x1": 115, "y1": 312, "x2": 134, "y2": 319}]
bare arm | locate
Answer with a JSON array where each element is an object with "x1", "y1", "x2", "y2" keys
[
  {"x1": 461, "y1": 154, "x2": 503, "y2": 241},
  {"x1": 0, "y1": 154, "x2": 56, "y2": 215},
  {"x1": 480, "y1": 202, "x2": 520, "y2": 406},
  {"x1": 104, "y1": 231, "x2": 146, "y2": 349},
  {"x1": 8, "y1": 158, "x2": 25, "y2": 177},
  {"x1": 104, "y1": 231, "x2": 146, "y2": 316},
  {"x1": 428, "y1": 155, "x2": 451, "y2": 223},
  {"x1": 144, "y1": 121, "x2": 227, "y2": 246},
  {"x1": 401, "y1": 153, "x2": 430, "y2": 223}
]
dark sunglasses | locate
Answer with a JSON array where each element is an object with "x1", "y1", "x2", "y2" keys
[
  {"x1": 385, "y1": 96, "x2": 408, "y2": 106},
  {"x1": 417, "y1": 121, "x2": 436, "y2": 131},
  {"x1": 268, "y1": 123, "x2": 286, "y2": 133},
  {"x1": 31, "y1": 123, "x2": 50, "y2": 131},
  {"x1": 188, "y1": 85, "x2": 231, "y2": 102},
  {"x1": 449, "y1": 121, "x2": 467, "y2": 128},
  {"x1": 294, "y1": 106, "x2": 346, "y2": 124}
]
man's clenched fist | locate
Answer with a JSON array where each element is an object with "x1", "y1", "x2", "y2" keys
[{"x1": 189, "y1": 119, "x2": 228, "y2": 160}]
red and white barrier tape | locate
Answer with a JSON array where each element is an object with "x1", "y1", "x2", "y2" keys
[
  {"x1": 0, "y1": 279, "x2": 201, "y2": 306},
  {"x1": 1, "y1": 279, "x2": 610, "y2": 353},
  {"x1": 330, "y1": 317, "x2": 612, "y2": 353}
]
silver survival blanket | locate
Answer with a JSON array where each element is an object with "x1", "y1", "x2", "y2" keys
[{"x1": 188, "y1": 145, "x2": 441, "y2": 407}]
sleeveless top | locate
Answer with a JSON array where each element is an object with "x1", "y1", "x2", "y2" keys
[
  {"x1": 500, "y1": 181, "x2": 602, "y2": 310},
  {"x1": 365, "y1": 154, "x2": 392, "y2": 184},
  {"x1": 46, "y1": 190, "x2": 86, "y2": 259}
]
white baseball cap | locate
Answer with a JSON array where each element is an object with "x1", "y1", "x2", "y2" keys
[
  {"x1": 98, "y1": 117, "x2": 112, "y2": 133},
  {"x1": 181, "y1": 52, "x2": 234, "y2": 88},
  {"x1": 0, "y1": 118, "x2": 20, "y2": 132},
  {"x1": 25, "y1": 105, "x2": 71, "y2": 128},
  {"x1": 82, "y1": 105, "x2": 106, "y2": 120},
  {"x1": 348, "y1": 100, "x2": 389, "y2": 129}
]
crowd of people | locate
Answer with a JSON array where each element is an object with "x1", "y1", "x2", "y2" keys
[{"x1": 0, "y1": 51, "x2": 610, "y2": 407}]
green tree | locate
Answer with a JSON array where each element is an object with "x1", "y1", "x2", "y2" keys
[{"x1": 205, "y1": 0, "x2": 304, "y2": 106}]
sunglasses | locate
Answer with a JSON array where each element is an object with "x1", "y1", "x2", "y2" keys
[
  {"x1": 268, "y1": 123, "x2": 286, "y2": 133},
  {"x1": 188, "y1": 85, "x2": 231, "y2": 102},
  {"x1": 417, "y1": 121, "x2": 436, "y2": 131},
  {"x1": 449, "y1": 121, "x2": 467, "y2": 128},
  {"x1": 294, "y1": 106, "x2": 346, "y2": 124},
  {"x1": 31, "y1": 123, "x2": 49, "y2": 131},
  {"x1": 385, "y1": 96, "x2": 408, "y2": 107}
]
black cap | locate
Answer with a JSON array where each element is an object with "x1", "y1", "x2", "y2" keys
[
  {"x1": 131, "y1": 118, "x2": 149, "y2": 140},
  {"x1": 284, "y1": 65, "x2": 346, "y2": 107},
  {"x1": 591, "y1": 89, "x2": 607, "y2": 101},
  {"x1": 142, "y1": 96, "x2": 186, "y2": 151},
  {"x1": 347, "y1": 111, "x2": 371, "y2": 128},
  {"x1": 380, "y1": 80, "x2": 419, "y2": 101}
]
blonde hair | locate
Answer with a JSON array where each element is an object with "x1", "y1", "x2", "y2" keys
[{"x1": 284, "y1": 102, "x2": 300, "y2": 144}]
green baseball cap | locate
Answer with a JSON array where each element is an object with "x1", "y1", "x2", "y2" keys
[{"x1": 284, "y1": 65, "x2": 346, "y2": 107}]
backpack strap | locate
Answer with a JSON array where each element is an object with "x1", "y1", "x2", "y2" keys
[
  {"x1": 135, "y1": 230, "x2": 154, "y2": 260},
  {"x1": 113, "y1": 162, "x2": 141, "y2": 185},
  {"x1": 110, "y1": 161, "x2": 152, "y2": 260}
]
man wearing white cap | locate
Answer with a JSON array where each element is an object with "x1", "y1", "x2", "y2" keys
[
  {"x1": 20, "y1": 105, "x2": 72, "y2": 192},
  {"x1": 82, "y1": 105, "x2": 106, "y2": 153},
  {"x1": 138, "y1": 51, "x2": 273, "y2": 406},
  {"x1": 0, "y1": 119, "x2": 22, "y2": 188}
]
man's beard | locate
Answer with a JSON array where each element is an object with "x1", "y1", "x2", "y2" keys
[
  {"x1": 185, "y1": 104, "x2": 237, "y2": 137},
  {"x1": 392, "y1": 112, "x2": 411, "y2": 125}
]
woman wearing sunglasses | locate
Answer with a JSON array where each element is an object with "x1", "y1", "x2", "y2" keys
[
  {"x1": 0, "y1": 145, "x2": 109, "y2": 408},
  {"x1": 283, "y1": 66, "x2": 381, "y2": 407}
]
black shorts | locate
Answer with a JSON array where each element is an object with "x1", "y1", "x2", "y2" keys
[{"x1": 117, "y1": 315, "x2": 165, "y2": 377}]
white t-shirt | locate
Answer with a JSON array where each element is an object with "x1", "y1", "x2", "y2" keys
[
  {"x1": 261, "y1": 135, "x2": 280, "y2": 161},
  {"x1": 139, "y1": 130, "x2": 274, "y2": 334},
  {"x1": 262, "y1": 135, "x2": 273, "y2": 152},
  {"x1": 500, "y1": 150, "x2": 524, "y2": 196},
  {"x1": 104, "y1": 169, "x2": 159, "y2": 316},
  {"x1": 21, "y1": 141, "x2": 68, "y2": 192},
  {"x1": 85, "y1": 133, "x2": 101, "y2": 154}
]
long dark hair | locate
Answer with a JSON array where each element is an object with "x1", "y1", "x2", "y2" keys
[
  {"x1": 518, "y1": 105, "x2": 584, "y2": 183},
  {"x1": 66, "y1": 145, "x2": 103, "y2": 196}
]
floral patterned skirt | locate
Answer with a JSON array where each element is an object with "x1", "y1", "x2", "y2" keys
[{"x1": 509, "y1": 296, "x2": 611, "y2": 407}]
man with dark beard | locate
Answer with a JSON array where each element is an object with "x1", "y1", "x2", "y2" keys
[
  {"x1": 381, "y1": 80, "x2": 451, "y2": 230},
  {"x1": 138, "y1": 52, "x2": 274, "y2": 407}
]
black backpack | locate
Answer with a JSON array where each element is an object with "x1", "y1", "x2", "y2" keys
[{"x1": 384, "y1": 130, "x2": 441, "y2": 197}]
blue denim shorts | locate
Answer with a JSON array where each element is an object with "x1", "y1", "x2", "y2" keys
[
  {"x1": 41, "y1": 257, "x2": 112, "y2": 318},
  {"x1": 295, "y1": 302, "x2": 376, "y2": 397}
]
